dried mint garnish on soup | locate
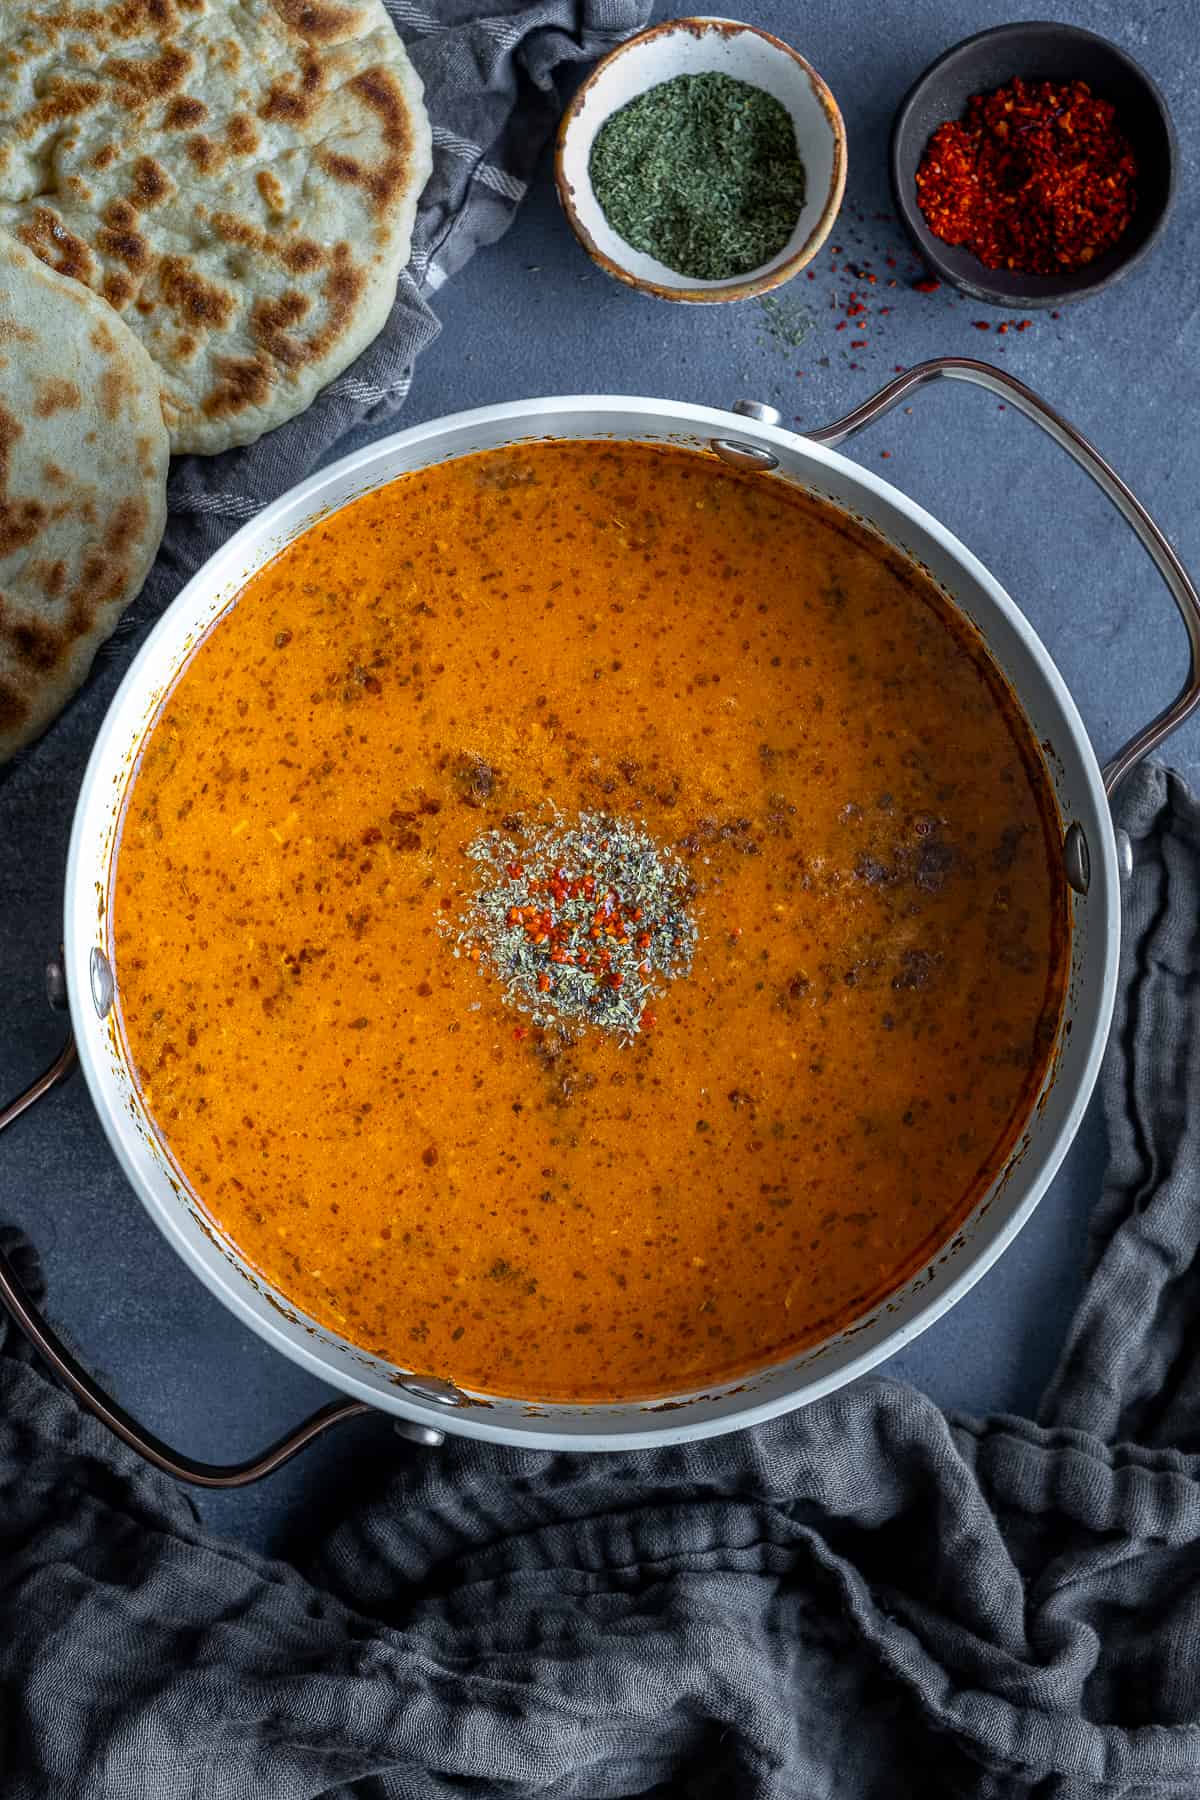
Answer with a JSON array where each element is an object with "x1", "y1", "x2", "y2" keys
[
  {"x1": 588, "y1": 72, "x2": 807, "y2": 281},
  {"x1": 449, "y1": 812, "x2": 697, "y2": 1041}
]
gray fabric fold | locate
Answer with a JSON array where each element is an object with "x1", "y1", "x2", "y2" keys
[
  {"x1": 2, "y1": 765, "x2": 1200, "y2": 1796},
  {"x1": 1041, "y1": 767, "x2": 1200, "y2": 1453}
]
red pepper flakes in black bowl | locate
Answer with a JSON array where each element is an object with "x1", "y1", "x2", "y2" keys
[{"x1": 890, "y1": 22, "x2": 1176, "y2": 309}]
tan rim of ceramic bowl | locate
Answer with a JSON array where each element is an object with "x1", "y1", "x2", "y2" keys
[{"x1": 555, "y1": 16, "x2": 848, "y2": 304}]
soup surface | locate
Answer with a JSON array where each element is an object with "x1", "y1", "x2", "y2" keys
[{"x1": 113, "y1": 441, "x2": 1068, "y2": 1402}]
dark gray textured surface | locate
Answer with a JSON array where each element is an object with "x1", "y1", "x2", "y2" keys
[{"x1": 2, "y1": 0, "x2": 1196, "y2": 1551}]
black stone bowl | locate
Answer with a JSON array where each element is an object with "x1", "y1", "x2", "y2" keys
[{"x1": 890, "y1": 22, "x2": 1177, "y2": 308}]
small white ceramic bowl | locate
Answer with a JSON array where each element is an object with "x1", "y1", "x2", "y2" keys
[{"x1": 555, "y1": 15, "x2": 847, "y2": 304}]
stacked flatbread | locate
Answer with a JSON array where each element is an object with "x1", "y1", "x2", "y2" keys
[
  {"x1": 0, "y1": 0, "x2": 432, "y2": 758},
  {"x1": 0, "y1": 234, "x2": 168, "y2": 759}
]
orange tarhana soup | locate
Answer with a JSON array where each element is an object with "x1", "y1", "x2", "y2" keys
[{"x1": 112, "y1": 441, "x2": 1068, "y2": 1402}]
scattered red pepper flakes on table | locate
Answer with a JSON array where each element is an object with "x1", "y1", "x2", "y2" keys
[{"x1": 915, "y1": 76, "x2": 1138, "y2": 274}]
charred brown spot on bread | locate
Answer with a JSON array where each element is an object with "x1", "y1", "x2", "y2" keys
[
  {"x1": 317, "y1": 246, "x2": 366, "y2": 349},
  {"x1": 158, "y1": 256, "x2": 235, "y2": 329},
  {"x1": 0, "y1": 503, "x2": 45, "y2": 558},
  {"x1": 251, "y1": 290, "x2": 312, "y2": 367},
  {"x1": 210, "y1": 212, "x2": 325, "y2": 276},
  {"x1": 19, "y1": 78, "x2": 103, "y2": 137},
  {"x1": 163, "y1": 94, "x2": 207, "y2": 129},
  {"x1": 174, "y1": 331, "x2": 199, "y2": 360},
  {"x1": 33, "y1": 379, "x2": 81, "y2": 418},
  {"x1": 97, "y1": 230, "x2": 150, "y2": 270},
  {"x1": 317, "y1": 67, "x2": 415, "y2": 212},
  {"x1": 97, "y1": 201, "x2": 151, "y2": 271},
  {"x1": 100, "y1": 271, "x2": 134, "y2": 308},
  {"x1": 42, "y1": 0, "x2": 182, "y2": 40},
  {"x1": 256, "y1": 170, "x2": 288, "y2": 215},
  {"x1": 185, "y1": 134, "x2": 221, "y2": 174},
  {"x1": 225, "y1": 114, "x2": 260, "y2": 156},
  {"x1": 270, "y1": 0, "x2": 361, "y2": 40},
  {"x1": 0, "y1": 320, "x2": 36, "y2": 347},
  {"x1": 42, "y1": 463, "x2": 68, "y2": 487},
  {"x1": 130, "y1": 155, "x2": 171, "y2": 207},
  {"x1": 65, "y1": 496, "x2": 151, "y2": 631},
  {"x1": 99, "y1": 364, "x2": 130, "y2": 421},
  {"x1": 0, "y1": 679, "x2": 29, "y2": 733},
  {"x1": 260, "y1": 54, "x2": 324, "y2": 124},
  {"x1": 260, "y1": 82, "x2": 301, "y2": 123},
  {"x1": 202, "y1": 353, "x2": 273, "y2": 419},
  {"x1": 210, "y1": 210, "x2": 259, "y2": 248},
  {"x1": 17, "y1": 207, "x2": 96, "y2": 285},
  {"x1": 0, "y1": 402, "x2": 47, "y2": 554},
  {"x1": 0, "y1": 406, "x2": 22, "y2": 486},
  {"x1": 7, "y1": 617, "x2": 61, "y2": 671},
  {"x1": 104, "y1": 494, "x2": 149, "y2": 565},
  {"x1": 282, "y1": 238, "x2": 324, "y2": 274},
  {"x1": 106, "y1": 46, "x2": 191, "y2": 107},
  {"x1": 34, "y1": 561, "x2": 68, "y2": 601},
  {"x1": 91, "y1": 144, "x2": 120, "y2": 170}
]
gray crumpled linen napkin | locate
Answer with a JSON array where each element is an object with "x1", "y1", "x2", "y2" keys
[{"x1": 2, "y1": 772, "x2": 1200, "y2": 1798}]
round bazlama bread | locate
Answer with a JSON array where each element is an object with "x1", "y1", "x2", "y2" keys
[
  {"x1": 0, "y1": 0, "x2": 433, "y2": 454},
  {"x1": 0, "y1": 230, "x2": 168, "y2": 761}
]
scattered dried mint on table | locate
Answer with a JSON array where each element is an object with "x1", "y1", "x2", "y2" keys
[
  {"x1": 446, "y1": 812, "x2": 698, "y2": 1042},
  {"x1": 588, "y1": 72, "x2": 806, "y2": 281}
]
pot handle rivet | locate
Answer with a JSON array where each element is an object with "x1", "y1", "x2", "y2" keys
[
  {"x1": 401, "y1": 1376, "x2": 463, "y2": 1407},
  {"x1": 393, "y1": 1419, "x2": 446, "y2": 1449},
  {"x1": 1116, "y1": 828, "x2": 1133, "y2": 880},
  {"x1": 1063, "y1": 823, "x2": 1091, "y2": 896},
  {"x1": 732, "y1": 399, "x2": 781, "y2": 427},
  {"x1": 89, "y1": 947, "x2": 114, "y2": 1020},
  {"x1": 711, "y1": 399, "x2": 781, "y2": 473},
  {"x1": 710, "y1": 438, "x2": 779, "y2": 472}
]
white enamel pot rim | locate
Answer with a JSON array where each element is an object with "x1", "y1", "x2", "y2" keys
[{"x1": 49, "y1": 368, "x2": 1200, "y2": 1462}]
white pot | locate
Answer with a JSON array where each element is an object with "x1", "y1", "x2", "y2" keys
[{"x1": 8, "y1": 362, "x2": 1198, "y2": 1475}]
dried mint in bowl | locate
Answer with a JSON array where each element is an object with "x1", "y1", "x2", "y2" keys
[{"x1": 588, "y1": 71, "x2": 807, "y2": 282}]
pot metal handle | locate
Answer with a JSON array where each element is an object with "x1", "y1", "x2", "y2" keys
[
  {"x1": 0, "y1": 1032, "x2": 378, "y2": 1487},
  {"x1": 805, "y1": 357, "x2": 1200, "y2": 799}
]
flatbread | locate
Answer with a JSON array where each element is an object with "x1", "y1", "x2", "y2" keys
[
  {"x1": 0, "y1": 230, "x2": 168, "y2": 761},
  {"x1": 0, "y1": 0, "x2": 432, "y2": 454}
]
